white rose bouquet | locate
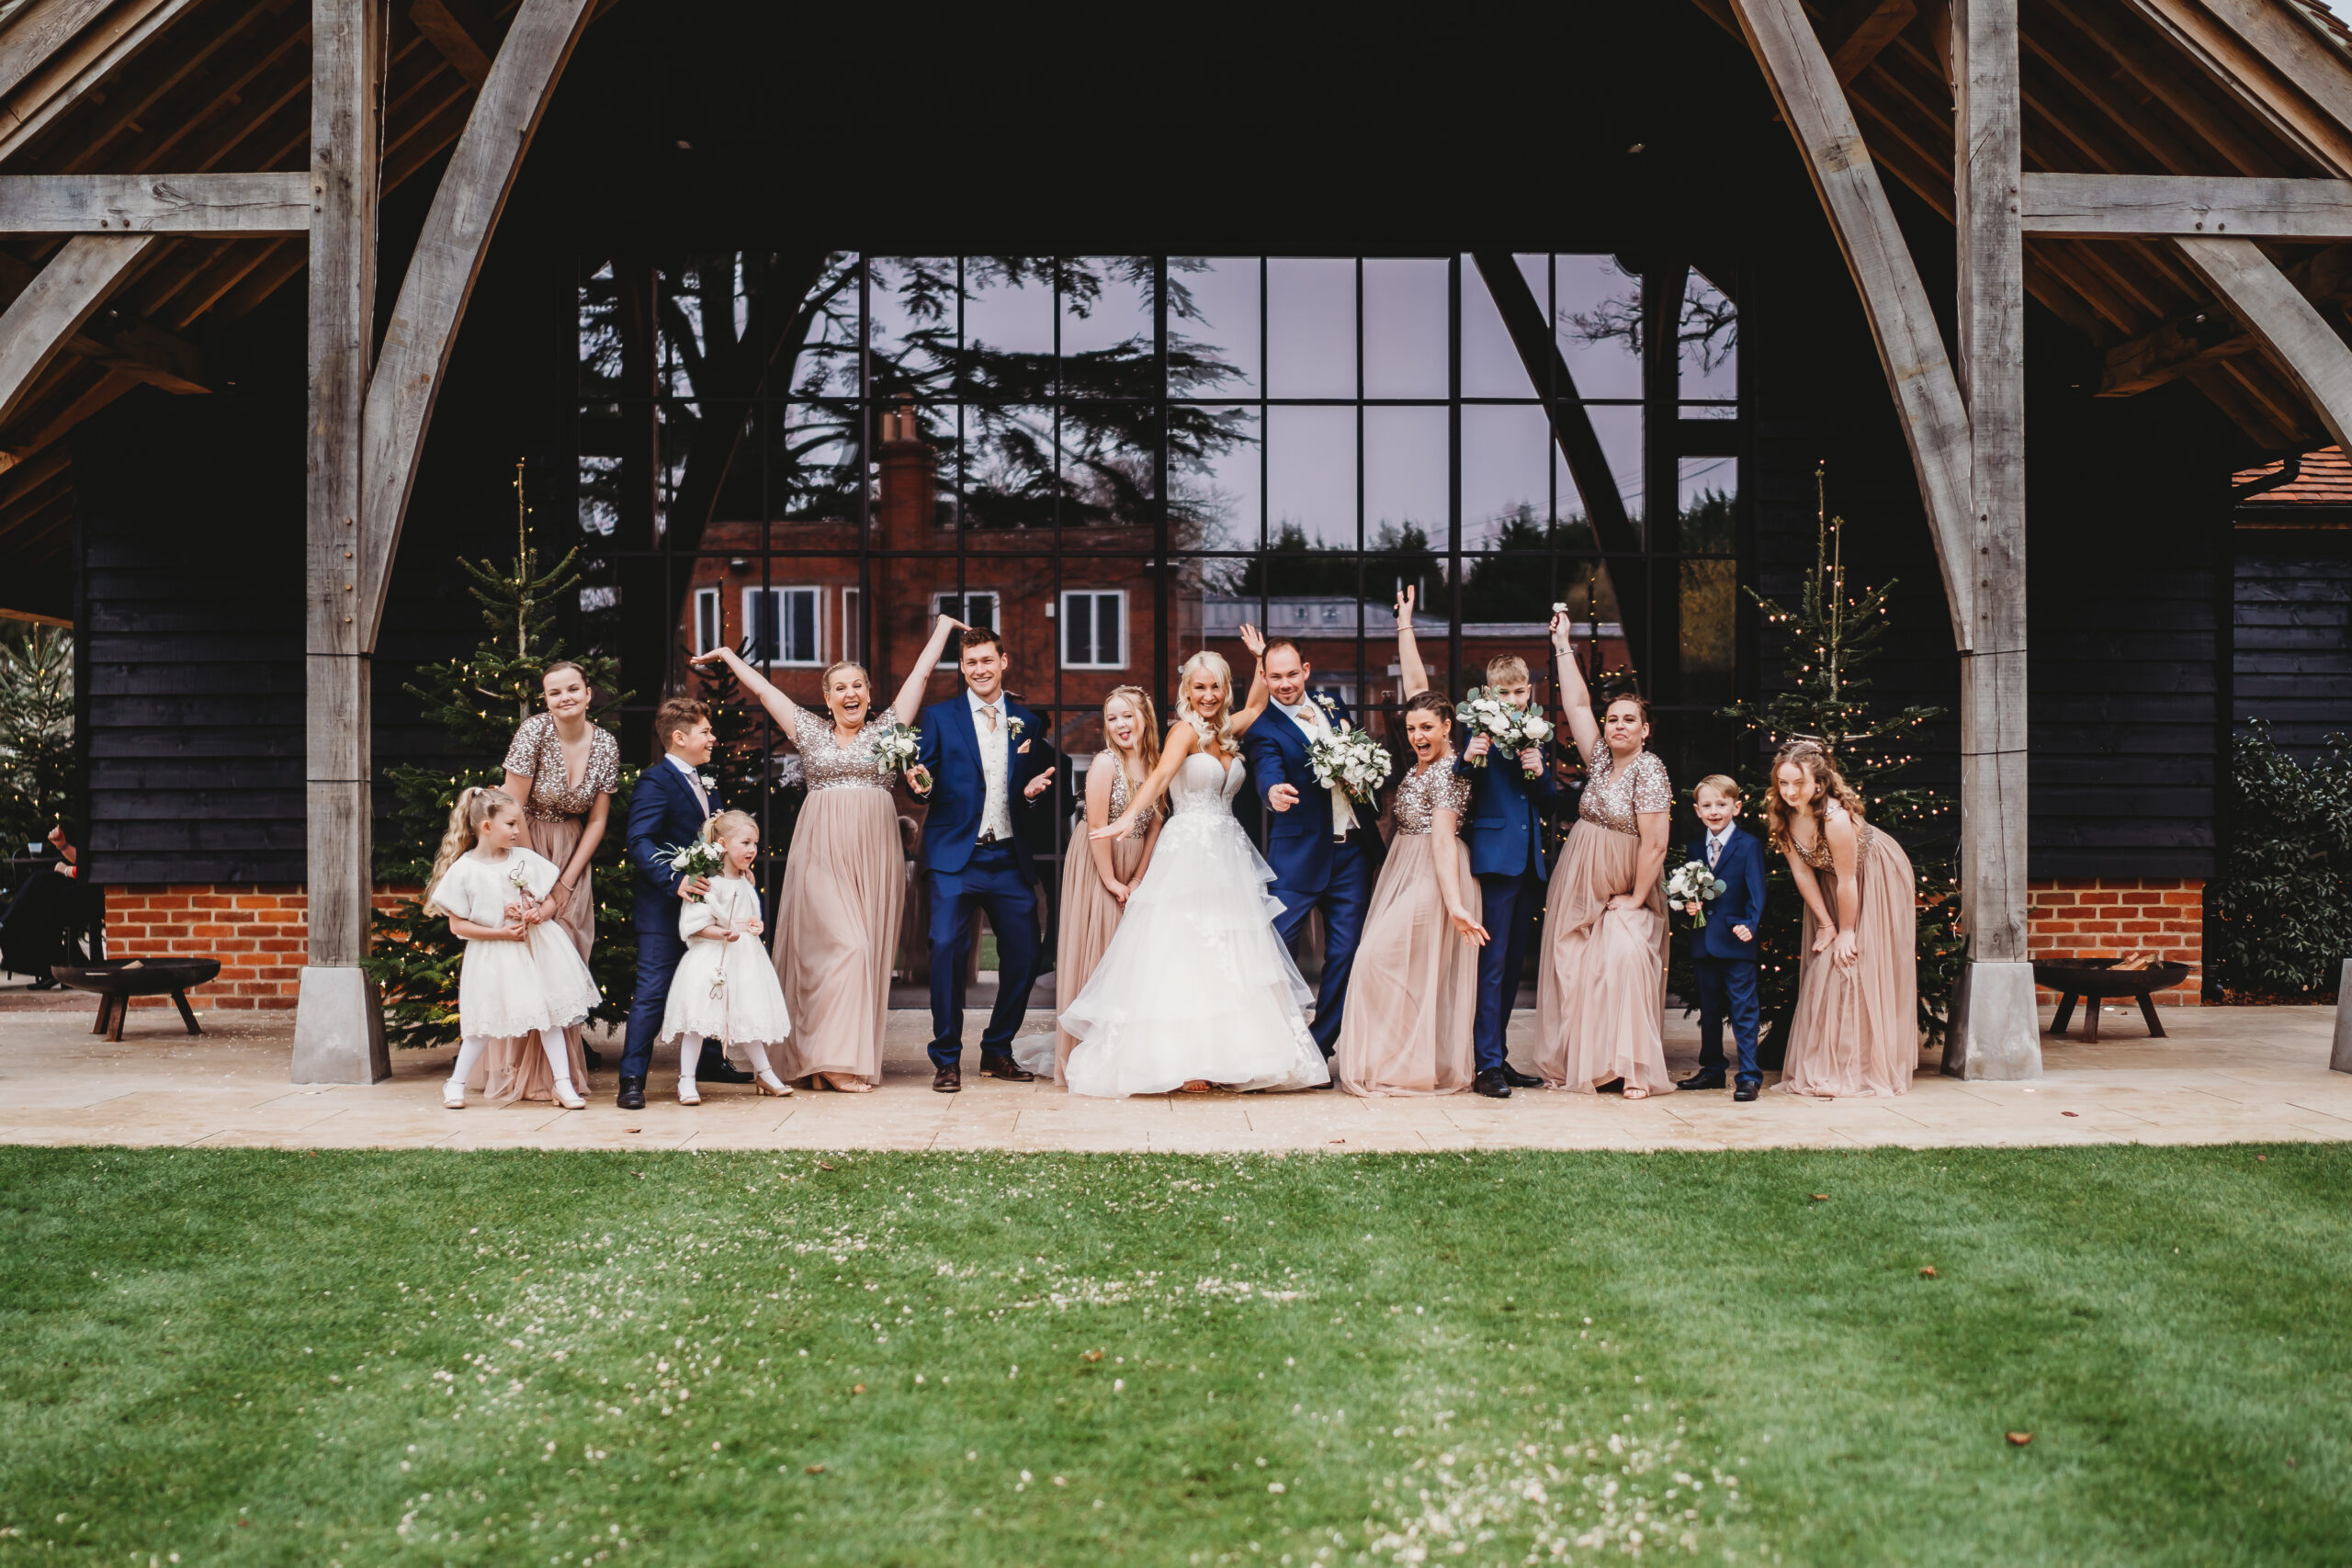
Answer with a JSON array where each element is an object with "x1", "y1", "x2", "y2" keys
[
  {"x1": 1460, "y1": 686, "x2": 1554, "y2": 775},
  {"x1": 662, "y1": 839, "x2": 727, "y2": 902},
  {"x1": 1307, "y1": 721, "x2": 1395, "y2": 807},
  {"x1": 871, "y1": 718, "x2": 922, "y2": 781},
  {"x1": 1664, "y1": 859, "x2": 1727, "y2": 928}
]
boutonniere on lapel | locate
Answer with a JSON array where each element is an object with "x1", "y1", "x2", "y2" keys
[
  {"x1": 1312, "y1": 694, "x2": 1339, "y2": 717},
  {"x1": 698, "y1": 773, "x2": 718, "y2": 793},
  {"x1": 1007, "y1": 716, "x2": 1029, "y2": 752}
]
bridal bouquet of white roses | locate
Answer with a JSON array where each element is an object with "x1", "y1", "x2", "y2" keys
[
  {"x1": 1308, "y1": 717, "x2": 1395, "y2": 807},
  {"x1": 1663, "y1": 858, "x2": 1727, "y2": 928},
  {"x1": 1459, "y1": 687, "x2": 1556, "y2": 773},
  {"x1": 662, "y1": 839, "x2": 728, "y2": 902},
  {"x1": 871, "y1": 718, "x2": 922, "y2": 781}
]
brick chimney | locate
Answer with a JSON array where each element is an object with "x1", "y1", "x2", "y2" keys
[{"x1": 877, "y1": 398, "x2": 936, "y2": 555}]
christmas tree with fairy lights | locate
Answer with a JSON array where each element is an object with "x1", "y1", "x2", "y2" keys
[
  {"x1": 365, "y1": 462, "x2": 637, "y2": 1051},
  {"x1": 1713, "y1": 464, "x2": 1965, "y2": 1054}
]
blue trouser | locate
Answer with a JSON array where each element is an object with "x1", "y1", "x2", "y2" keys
[
  {"x1": 1693, "y1": 956, "x2": 1762, "y2": 1084},
  {"x1": 622, "y1": 914, "x2": 685, "y2": 1081},
  {"x1": 927, "y1": 841, "x2": 1042, "y2": 1069},
  {"x1": 1473, "y1": 869, "x2": 1545, "y2": 1074},
  {"x1": 1270, "y1": 834, "x2": 1373, "y2": 1056}
]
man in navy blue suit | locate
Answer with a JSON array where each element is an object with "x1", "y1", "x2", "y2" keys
[
  {"x1": 1238, "y1": 637, "x2": 1371, "y2": 1064},
  {"x1": 1678, "y1": 773, "x2": 1768, "y2": 1100},
  {"x1": 1451, "y1": 650, "x2": 1557, "y2": 1100},
  {"x1": 912, "y1": 625, "x2": 1057, "y2": 1093},
  {"x1": 620, "y1": 696, "x2": 749, "y2": 1110}
]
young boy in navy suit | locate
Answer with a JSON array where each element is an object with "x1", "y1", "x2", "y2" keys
[
  {"x1": 1679, "y1": 774, "x2": 1767, "y2": 1100},
  {"x1": 1450, "y1": 648, "x2": 1557, "y2": 1099}
]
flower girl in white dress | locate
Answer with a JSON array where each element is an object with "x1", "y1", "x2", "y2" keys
[
  {"x1": 426, "y1": 786, "x2": 602, "y2": 1110},
  {"x1": 660, "y1": 810, "x2": 794, "y2": 1101}
]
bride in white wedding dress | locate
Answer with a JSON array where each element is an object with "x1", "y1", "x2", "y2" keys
[{"x1": 1047, "y1": 649, "x2": 1329, "y2": 1098}]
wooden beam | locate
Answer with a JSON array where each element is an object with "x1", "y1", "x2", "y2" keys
[
  {"x1": 408, "y1": 0, "x2": 494, "y2": 86},
  {"x1": 0, "y1": 0, "x2": 200, "y2": 165},
  {"x1": 1728, "y1": 0, "x2": 1976, "y2": 645},
  {"x1": 2022, "y1": 171, "x2": 2352, "y2": 237},
  {"x1": 56, "y1": 0, "x2": 286, "y2": 175},
  {"x1": 2177, "y1": 234, "x2": 2352, "y2": 453},
  {"x1": 0, "y1": 0, "x2": 119, "y2": 104},
  {"x1": 0, "y1": 232, "x2": 149, "y2": 441},
  {"x1": 1826, "y1": 0, "x2": 1918, "y2": 82},
  {"x1": 355, "y1": 0, "x2": 595, "y2": 648},
  {"x1": 66, "y1": 310, "x2": 206, "y2": 393},
  {"x1": 2121, "y1": 0, "x2": 2352, "y2": 177},
  {"x1": 2100, "y1": 300, "x2": 2258, "y2": 392},
  {"x1": 0, "y1": 172, "x2": 311, "y2": 233},
  {"x1": 2041, "y1": 0, "x2": 2291, "y2": 178}
]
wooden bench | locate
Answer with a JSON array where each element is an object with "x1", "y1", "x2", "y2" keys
[
  {"x1": 52, "y1": 959, "x2": 221, "y2": 1042},
  {"x1": 2033, "y1": 958, "x2": 2191, "y2": 1043}
]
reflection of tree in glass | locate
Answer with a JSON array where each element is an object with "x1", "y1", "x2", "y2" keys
[
  {"x1": 1563, "y1": 272, "x2": 1737, "y2": 374},
  {"x1": 1227, "y1": 522, "x2": 1443, "y2": 600}
]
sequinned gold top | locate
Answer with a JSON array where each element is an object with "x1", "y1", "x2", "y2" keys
[
  {"x1": 794, "y1": 706, "x2": 901, "y2": 793},
  {"x1": 501, "y1": 714, "x2": 620, "y2": 821},
  {"x1": 1793, "y1": 799, "x2": 1875, "y2": 867},
  {"x1": 1577, "y1": 748, "x2": 1672, "y2": 837},
  {"x1": 1393, "y1": 760, "x2": 1473, "y2": 835}
]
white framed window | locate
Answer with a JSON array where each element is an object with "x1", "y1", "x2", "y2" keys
[
  {"x1": 1059, "y1": 589, "x2": 1127, "y2": 669},
  {"x1": 743, "y1": 586, "x2": 822, "y2": 667},
  {"x1": 931, "y1": 590, "x2": 1000, "y2": 667},
  {"x1": 691, "y1": 587, "x2": 722, "y2": 655}
]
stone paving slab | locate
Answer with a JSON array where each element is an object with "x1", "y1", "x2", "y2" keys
[{"x1": 0, "y1": 998, "x2": 2342, "y2": 1152}]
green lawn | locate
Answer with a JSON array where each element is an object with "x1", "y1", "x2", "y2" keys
[{"x1": 2, "y1": 1145, "x2": 2346, "y2": 1567}]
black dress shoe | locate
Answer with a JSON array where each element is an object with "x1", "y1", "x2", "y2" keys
[
  {"x1": 616, "y1": 1077, "x2": 646, "y2": 1111},
  {"x1": 1733, "y1": 1079, "x2": 1760, "y2": 1102},
  {"x1": 933, "y1": 1065, "x2": 962, "y2": 1094},
  {"x1": 1677, "y1": 1070, "x2": 1729, "y2": 1091},
  {"x1": 1472, "y1": 1067, "x2": 1512, "y2": 1099},
  {"x1": 1498, "y1": 1062, "x2": 1542, "y2": 1089},
  {"x1": 695, "y1": 1046, "x2": 754, "y2": 1085},
  {"x1": 977, "y1": 1054, "x2": 1035, "y2": 1082}
]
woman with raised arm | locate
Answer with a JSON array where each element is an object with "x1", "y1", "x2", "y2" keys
[
  {"x1": 690, "y1": 614, "x2": 960, "y2": 1091},
  {"x1": 1768, "y1": 739, "x2": 1918, "y2": 1097},
  {"x1": 1532, "y1": 612, "x2": 1676, "y2": 1099},
  {"x1": 493, "y1": 660, "x2": 619, "y2": 1100},
  {"x1": 1055, "y1": 643, "x2": 1327, "y2": 1098},
  {"x1": 1332, "y1": 590, "x2": 1487, "y2": 1096}
]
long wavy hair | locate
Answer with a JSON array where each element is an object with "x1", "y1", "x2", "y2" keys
[
  {"x1": 1174, "y1": 650, "x2": 1234, "y2": 746},
  {"x1": 1763, "y1": 739, "x2": 1868, "y2": 854},
  {"x1": 1102, "y1": 684, "x2": 1161, "y2": 787},
  {"x1": 425, "y1": 786, "x2": 519, "y2": 914}
]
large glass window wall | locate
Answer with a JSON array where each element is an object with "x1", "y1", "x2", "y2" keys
[{"x1": 571, "y1": 254, "x2": 1745, "y2": 924}]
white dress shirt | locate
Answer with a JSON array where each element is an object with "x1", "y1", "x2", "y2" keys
[
  {"x1": 1283, "y1": 699, "x2": 1360, "y2": 840},
  {"x1": 1706, "y1": 824, "x2": 1733, "y2": 867},
  {"x1": 967, "y1": 688, "x2": 1015, "y2": 841},
  {"x1": 665, "y1": 752, "x2": 712, "y2": 820}
]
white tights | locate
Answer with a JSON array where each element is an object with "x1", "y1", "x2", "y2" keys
[
  {"x1": 448, "y1": 1034, "x2": 577, "y2": 1093},
  {"x1": 677, "y1": 1033, "x2": 775, "y2": 1078}
]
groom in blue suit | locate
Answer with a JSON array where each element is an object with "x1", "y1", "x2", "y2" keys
[
  {"x1": 1239, "y1": 637, "x2": 1372, "y2": 1063},
  {"x1": 1679, "y1": 774, "x2": 1768, "y2": 1100},
  {"x1": 1451, "y1": 653, "x2": 1557, "y2": 1099},
  {"x1": 913, "y1": 625, "x2": 1057, "y2": 1093}
]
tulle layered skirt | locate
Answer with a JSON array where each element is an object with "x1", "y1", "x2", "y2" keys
[
  {"x1": 1779, "y1": 830, "x2": 1919, "y2": 1098},
  {"x1": 1533, "y1": 820, "x2": 1675, "y2": 1095},
  {"x1": 1057, "y1": 811, "x2": 1329, "y2": 1098},
  {"x1": 1037, "y1": 832, "x2": 1151, "y2": 1083},
  {"x1": 1334, "y1": 832, "x2": 1477, "y2": 1097},
  {"x1": 483, "y1": 812, "x2": 596, "y2": 1103},
  {"x1": 771, "y1": 785, "x2": 901, "y2": 1086},
  {"x1": 662, "y1": 931, "x2": 794, "y2": 1048}
]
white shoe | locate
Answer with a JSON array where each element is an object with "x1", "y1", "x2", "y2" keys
[
  {"x1": 678, "y1": 1077, "x2": 702, "y2": 1106},
  {"x1": 551, "y1": 1079, "x2": 586, "y2": 1111},
  {"x1": 442, "y1": 1080, "x2": 466, "y2": 1110}
]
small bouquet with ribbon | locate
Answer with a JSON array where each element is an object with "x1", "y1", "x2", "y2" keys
[
  {"x1": 662, "y1": 839, "x2": 727, "y2": 902},
  {"x1": 1307, "y1": 706, "x2": 1395, "y2": 807},
  {"x1": 871, "y1": 717, "x2": 927, "y2": 792},
  {"x1": 1664, "y1": 858, "x2": 1727, "y2": 929}
]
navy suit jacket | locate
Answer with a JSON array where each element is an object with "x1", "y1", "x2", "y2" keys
[
  {"x1": 916, "y1": 693, "x2": 1052, "y2": 882},
  {"x1": 1450, "y1": 721, "x2": 1559, "y2": 880},
  {"x1": 1688, "y1": 827, "x2": 1767, "y2": 962},
  {"x1": 1239, "y1": 698, "x2": 1360, "y2": 894},
  {"x1": 628, "y1": 759, "x2": 723, "y2": 927}
]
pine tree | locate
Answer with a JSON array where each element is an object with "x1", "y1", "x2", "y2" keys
[
  {"x1": 1711, "y1": 466, "x2": 1966, "y2": 1051},
  {"x1": 364, "y1": 464, "x2": 636, "y2": 1050}
]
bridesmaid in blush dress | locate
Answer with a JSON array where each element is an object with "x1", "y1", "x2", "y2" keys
[
  {"x1": 691, "y1": 615, "x2": 961, "y2": 1091},
  {"x1": 1533, "y1": 612, "x2": 1677, "y2": 1099},
  {"x1": 493, "y1": 660, "x2": 618, "y2": 1101},
  {"x1": 1767, "y1": 739, "x2": 1919, "y2": 1097},
  {"x1": 1030, "y1": 686, "x2": 1163, "y2": 1084}
]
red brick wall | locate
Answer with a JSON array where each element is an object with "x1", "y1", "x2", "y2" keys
[
  {"x1": 2028, "y1": 878, "x2": 2203, "y2": 1007},
  {"x1": 106, "y1": 885, "x2": 405, "y2": 1010}
]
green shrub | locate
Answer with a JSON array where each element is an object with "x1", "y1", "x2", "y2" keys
[{"x1": 2208, "y1": 719, "x2": 2352, "y2": 1001}]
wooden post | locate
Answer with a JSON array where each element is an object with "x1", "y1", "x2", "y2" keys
[
  {"x1": 290, "y1": 0, "x2": 389, "y2": 1086},
  {"x1": 1945, "y1": 0, "x2": 2041, "y2": 1079}
]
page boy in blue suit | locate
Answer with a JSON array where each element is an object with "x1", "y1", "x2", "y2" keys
[
  {"x1": 1451, "y1": 646, "x2": 1556, "y2": 1099},
  {"x1": 620, "y1": 696, "x2": 748, "y2": 1110},
  {"x1": 1678, "y1": 773, "x2": 1767, "y2": 1100},
  {"x1": 911, "y1": 625, "x2": 1057, "y2": 1093}
]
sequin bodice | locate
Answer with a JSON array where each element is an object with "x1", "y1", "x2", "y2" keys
[
  {"x1": 502, "y1": 714, "x2": 620, "y2": 820},
  {"x1": 1577, "y1": 748, "x2": 1673, "y2": 837},
  {"x1": 794, "y1": 707, "x2": 899, "y2": 792},
  {"x1": 1794, "y1": 800, "x2": 1875, "y2": 868},
  {"x1": 1098, "y1": 750, "x2": 1153, "y2": 841},
  {"x1": 1393, "y1": 759, "x2": 1472, "y2": 835}
]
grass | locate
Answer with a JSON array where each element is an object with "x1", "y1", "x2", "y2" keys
[{"x1": 1, "y1": 1145, "x2": 2346, "y2": 1567}]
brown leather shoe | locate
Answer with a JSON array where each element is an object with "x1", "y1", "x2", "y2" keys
[
  {"x1": 978, "y1": 1054, "x2": 1035, "y2": 1083},
  {"x1": 932, "y1": 1065, "x2": 961, "y2": 1093}
]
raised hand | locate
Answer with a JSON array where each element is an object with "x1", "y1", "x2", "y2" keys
[
  {"x1": 1548, "y1": 610, "x2": 1575, "y2": 655},
  {"x1": 1395, "y1": 584, "x2": 1416, "y2": 625},
  {"x1": 1238, "y1": 623, "x2": 1266, "y2": 659}
]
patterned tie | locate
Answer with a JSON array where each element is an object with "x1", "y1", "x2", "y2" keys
[
  {"x1": 1707, "y1": 833, "x2": 1722, "y2": 869},
  {"x1": 685, "y1": 767, "x2": 710, "y2": 820}
]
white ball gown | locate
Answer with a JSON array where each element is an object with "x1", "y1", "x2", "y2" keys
[{"x1": 1051, "y1": 739, "x2": 1329, "y2": 1097}]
